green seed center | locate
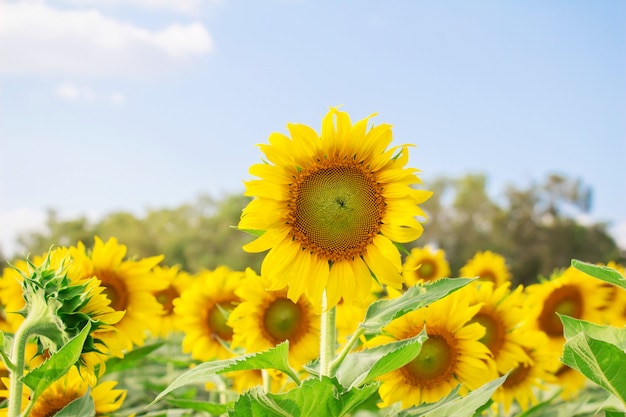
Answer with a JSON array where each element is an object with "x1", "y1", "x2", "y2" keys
[
  {"x1": 263, "y1": 298, "x2": 303, "y2": 343},
  {"x1": 291, "y1": 163, "x2": 384, "y2": 262}
]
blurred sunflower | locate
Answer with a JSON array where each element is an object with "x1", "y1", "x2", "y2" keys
[
  {"x1": 174, "y1": 266, "x2": 244, "y2": 361},
  {"x1": 227, "y1": 369, "x2": 285, "y2": 394},
  {"x1": 402, "y1": 246, "x2": 451, "y2": 285},
  {"x1": 525, "y1": 266, "x2": 612, "y2": 353},
  {"x1": 0, "y1": 261, "x2": 26, "y2": 332},
  {"x1": 70, "y1": 237, "x2": 165, "y2": 352},
  {"x1": 150, "y1": 265, "x2": 193, "y2": 338},
  {"x1": 598, "y1": 261, "x2": 625, "y2": 325},
  {"x1": 491, "y1": 330, "x2": 556, "y2": 413},
  {"x1": 459, "y1": 251, "x2": 511, "y2": 286},
  {"x1": 227, "y1": 269, "x2": 319, "y2": 369},
  {"x1": 0, "y1": 367, "x2": 126, "y2": 417},
  {"x1": 459, "y1": 282, "x2": 530, "y2": 374},
  {"x1": 370, "y1": 296, "x2": 496, "y2": 408},
  {"x1": 553, "y1": 364, "x2": 588, "y2": 400},
  {"x1": 239, "y1": 107, "x2": 431, "y2": 309}
]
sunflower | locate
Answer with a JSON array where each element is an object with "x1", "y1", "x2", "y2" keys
[
  {"x1": 174, "y1": 266, "x2": 244, "y2": 361},
  {"x1": 459, "y1": 251, "x2": 511, "y2": 286},
  {"x1": 70, "y1": 237, "x2": 165, "y2": 352},
  {"x1": 227, "y1": 268, "x2": 320, "y2": 369},
  {"x1": 524, "y1": 266, "x2": 612, "y2": 354},
  {"x1": 0, "y1": 259, "x2": 29, "y2": 331},
  {"x1": 402, "y1": 246, "x2": 451, "y2": 286},
  {"x1": 598, "y1": 261, "x2": 625, "y2": 326},
  {"x1": 149, "y1": 265, "x2": 193, "y2": 339},
  {"x1": 3, "y1": 247, "x2": 125, "y2": 384},
  {"x1": 491, "y1": 330, "x2": 556, "y2": 413},
  {"x1": 456, "y1": 281, "x2": 530, "y2": 374},
  {"x1": 370, "y1": 296, "x2": 496, "y2": 408},
  {"x1": 239, "y1": 108, "x2": 432, "y2": 309},
  {"x1": 0, "y1": 367, "x2": 126, "y2": 417}
]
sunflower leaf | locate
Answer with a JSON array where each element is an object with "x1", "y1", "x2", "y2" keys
[
  {"x1": 54, "y1": 386, "x2": 95, "y2": 417},
  {"x1": 561, "y1": 330, "x2": 626, "y2": 405},
  {"x1": 166, "y1": 398, "x2": 232, "y2": 414},
  {"x1": 361, "y1": 278, "x2": 474, "y2": 334},
  {"x1": 398, "y1": 375, "x2": 507, "y2": 417},
  {"x1": 231, "y1": 226, "x2": 266, "y2": 238},
  {"x1": 571, "y1": 259, "x2": 626, "y2": 290},
  {"x1": 560, "y1": 315, "x2": 626, "y2": 351},
  {"x1": 229, "y1": 377, "x2": 345, "y2": 417},
  {"x1": 336, "y1": 329, "x2": 428, "y2": 389},
  {"x1": 150, "y1": 341, "x2": 299, "y2": 406},
  {"x1": 22, "y1": 321, "x2": 91, "y2": 400}
]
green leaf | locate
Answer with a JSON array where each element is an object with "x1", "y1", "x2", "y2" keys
[
  {"x1": 398, "y1": 375, "x2": 507, "y2": 417},
  {"x1": 230, "y1": 377, "x2": 351, "y2": 417},
  {"x1": 560, "y1": 315, "x2": 626, "y2": 351},
  {"x1": 572, "y1": 259, "x2": 626, "y2": 290},
  {"x1": 361, "y1": 278, "x2": 473, "y2": 334},
  {"x1": 561, "y1": 331, "x2": 626, "y2": 404},
  {"x1": 231, "y1": 227, "x2": 266, "y2": 238},
  {"x1": 337, "y1": 382, "x2": 380, "y2": 416},
  {"x1": 336, "y1": 329, "x2": 427, "y2": 389},
  {"x1": 22, "y1": 321, "x2": 91, "y2": 400},
  {"x1": 54, "y1": 387, "x2": 95, "y2": 417},
  {"x1": 166, "y1": 398, "x2": 231, "y2": 414},
  {"x1": 151, "y1": 341, "x2": 299, "y2": 406},
  {"x1": 605, "y1": 411, "x2": 626, "y2": 417},
  {"x1": 103, "y1": 341, "x2": 165, "y2": 374}
]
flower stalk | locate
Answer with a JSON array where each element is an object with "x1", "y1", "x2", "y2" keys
[{"x1": 319, "y1": 291, "x2": 336, "y2": 378}]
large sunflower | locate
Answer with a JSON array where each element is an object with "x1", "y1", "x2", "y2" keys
[
  {"x1": 402, "y1": 246, "x2": 451, "y2": 286},
  {"x1": 227, "y1": 268, "x2": 320, "y2": 369},
  {"x1": 0, "y1": 367, "x2": 126, "y2": 417},
  {"x1": 70, "y1": 237, "x2": 165, "y2": 352},
  {"x1": 524, "y1": 266, "x2": 612, "y2": 354},
  {"x1": 459, "y1": 251, "x2": 511, "y2": 286},
  {"x1": 239, "y1": 108, "x2": 431, "y2": 309},
  {"x1": 174, "y1": 266, "x2": 244, "y2": 361},
  {"x1": 457, "y1": 281, "x2": 530, "y2": 374},
  {"x1": 371, "y1": 296, "x2": 496, "y2": 408}
]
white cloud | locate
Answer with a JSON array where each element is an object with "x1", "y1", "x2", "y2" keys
[
  {"x1": 0, "y1": 1, "x2": 214, "y2": 76},
  {"x1": 64, "y1": 0, "x2": 216, "y2": 16},
  {"x1": 54, "y1": 82, "x2": 124, "y2": 104}
]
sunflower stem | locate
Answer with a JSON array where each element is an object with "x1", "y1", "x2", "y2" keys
[
  {"x1": 319, "y1": 291, "x2": 336, "y2": 378},
  {"x1": 329, "y1": 327, "x2": 365, "y2": 374}
]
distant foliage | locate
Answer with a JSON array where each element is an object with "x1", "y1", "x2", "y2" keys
[{"x1": 14, "y1": 173, "x2": 624, "y2": 283}]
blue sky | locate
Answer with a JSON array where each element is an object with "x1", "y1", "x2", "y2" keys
[{"x1": 1, "y1": 0, "x2": 625, "y2": 255}]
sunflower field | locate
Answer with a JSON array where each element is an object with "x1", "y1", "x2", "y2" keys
[{"x1": 1, "y1": 109, "x2": 625, "y2": 417}]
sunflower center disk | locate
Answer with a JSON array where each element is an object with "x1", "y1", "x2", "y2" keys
[
  {"x1": 98, "y1": 270, "x2": 129, "y2": 311},
  {"x1": 263, "y1": 298, "x2": 303, "y2": 343},
  {"x1": 208, "y1": 302, "x2": 236, "y2": 341},
  {"x1": 471, "y1": 312, "x2": 505, "y2": 356},
  {"x1": 155, "y1": 286, "x2": 179, "y2": 314},
  {"x1": 419, "y1": 261, "x2": 437, "y2": 280},
  {"x1": 503, "y1": 361, "x2": 531, "y2": 388},
  {"x1": 538, "y1": 285, "x2": 583, "y2": 336},
  {"x1": 291, "y1": 164, "x2": 384, "y2": 262},
  {"x1": 403, "y1": 335, "x2": 456, "y2": 386}
]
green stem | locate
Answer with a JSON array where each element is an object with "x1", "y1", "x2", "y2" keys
[
  {"x1": 8, "y1": 322, "x2": 61, "y2": 417},
  {"x1": 7, "y1": 323, "x2": 29, "y2": 417},
  {"x1": 319, "y1": 291, "x2": 336, "y2": 378},
  {"x1": 329, "y1": 327, "x2": 365, "y2": 375}
]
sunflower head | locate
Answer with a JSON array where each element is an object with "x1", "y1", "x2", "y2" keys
[
  {"x1": 459, "y1": 251, "x2": 512, "y2": 286},
  {"x1": 402, "y1": 246, "x2": 451, "y2": 286},
  {"x1": 239, "y1": 108, "x2": 431, "y2": 309}
]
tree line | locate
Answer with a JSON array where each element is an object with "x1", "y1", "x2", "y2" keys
[{"x1": 3, "y1": 173, "x2": 623, "y2": 286}]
